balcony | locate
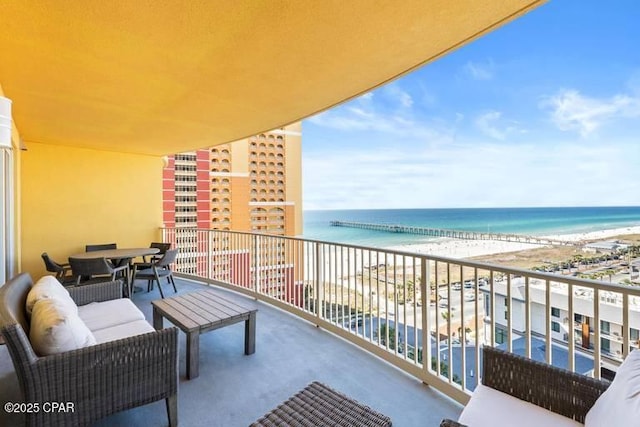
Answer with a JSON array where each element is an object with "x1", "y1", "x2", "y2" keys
[
  {"x1": 2, "y1": 228, "x2": 638, "y2": 426},
  {"x1": 162, "y1": 228, "x2": 640, "y2": 391},
  {"x1": 0, "y1": 2, "x2": 606, "y2": 425},
  {"x1": 0, "y1": 278, "x2": 463, "y2": 426}
]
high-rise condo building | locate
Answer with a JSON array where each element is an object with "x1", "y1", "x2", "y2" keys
[{"x1": 161, "y1": 123, "x2": 303, "y2": 292}]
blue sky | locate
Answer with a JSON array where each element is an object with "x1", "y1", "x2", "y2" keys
[{"x1": 302, "y1": 1, "x2": 640, "y2": 210}]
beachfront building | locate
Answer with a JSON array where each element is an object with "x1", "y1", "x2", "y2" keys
[
  {"x1": 161, "y1": 124, "x2": 304, "y2": 301},
  {"x1": 583, "y1": 240, "x2": 630, "y2": 254},
  {"x1": 162, "y1": 123, "x2": 302, "y2": 236},
  {"x1": 482, "y1": 278, "x2": 640, "y2": 374},
  {"x1": 5, "y1": 3, "x2": 639, "y2": 426}
]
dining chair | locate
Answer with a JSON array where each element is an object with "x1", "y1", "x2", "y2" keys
[
  {"x1": 132, "y1": 242, "x2": 172, "y2": 270},
  {"x1": 131, "y1": 249, "x2": 178, "y2": 299},
  {"x1": 41, "y1": 252, "x2": 74, "y2": 285},
  {"x1": 85, "y1": 243, "x2": 117, "y2": 252},
  {"x1": 142, "y1": 242, "x2": 172, "y2": 263},
  {"x1": 85, "y1": 242, "x2": 129, "y2": 268},
  {"x1": 68, "y1": 257, "x2": 129, "y2": 294}
]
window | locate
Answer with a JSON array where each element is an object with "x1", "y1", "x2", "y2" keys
[
  {"x1": 631, "y1": 328, "x2": 639, "y2": 341},
  {"x1": 175, "y1": 216, "x2": 196, "y2": 223},
  {"x1": 601, "y1": 338, "x2": 610, "y2": 353},
  {"x1": 574, "y1": 313, "x2": 583, "y2": 324},
  {"x1": 600, "y1": 320, "x2": 610, "y2": 335},
  {"x1": 175, "y1": 195, "x2": 196, "y2": 203},
  {"x1": 551, "y1": 321, "x2": 560, "y2": 333},
  {"x1": 551, "y1": 307, "x2": 560, "y2": 318}
]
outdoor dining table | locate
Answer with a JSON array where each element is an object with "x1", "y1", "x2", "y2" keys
[{"x1": 69, "y1": 247, "x2": 160, "y2": 294}]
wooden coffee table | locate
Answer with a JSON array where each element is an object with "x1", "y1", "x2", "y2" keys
[{"x1": 152, "y1": 289, "x2": 257, "y2": 379}]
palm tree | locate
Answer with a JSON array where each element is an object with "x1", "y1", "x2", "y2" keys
[
  {"x1": 428, "y1": 280, "x2": 437, "y2": 303},
  {"x1": 572, "y1": 254, "x2": 584, "y2": 270},
  {"x1": 404, "y1": 279, "x2": 416, "y2": 303},
  {"x1": 603, "y1": 268, "x2": 616, "y2": 282}
]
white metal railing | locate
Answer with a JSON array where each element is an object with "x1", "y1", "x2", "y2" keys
[{"x1": 162, "y1": 227, "x2": 640, "y2": 404}]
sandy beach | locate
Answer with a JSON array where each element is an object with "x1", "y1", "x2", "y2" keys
[{"x1": 385, "y1": 225, "x2": 640, "y2": 259}]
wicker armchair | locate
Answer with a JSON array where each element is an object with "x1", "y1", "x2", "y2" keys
[
  {"x1": 440, "y1": 345, "x2": 610, "y2": 427},
  {"x1": 0, "y1": 273, "x2": 178, "y2": 427}
]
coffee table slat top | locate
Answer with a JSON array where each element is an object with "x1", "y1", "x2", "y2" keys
[
  {"x1": 152, "y1": 289, "x2": 256, "y2": 332},
  {"x1": 181, "y1": 291, "x2": 250, "y2": 320}
]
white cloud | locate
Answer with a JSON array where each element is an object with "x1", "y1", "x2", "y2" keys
[
  {"x1": 475, "y1": 111, "x2": 504, "y2": 139},
  {"x1": 383, "y1": 85, "x2": 414, "y2": 108},
  {"x1": 308, "y1": 89, "x2": 438, "y2": 138},
  {"x1": 541, "y1": 89, "x2": 640, "y2": 137},
  {"x1": 303, "y1": 138, "x2": 640, "y2": 210},
  {"x1": 346, "y1": 107, "x2": 374, "y2": 119},
  {"x1": 463, "y1": 61, "x2": 494, "y2": 80},
  {"x1": 360, "y1": 92, "x2": 374, "y2": 101},
  {"x1": 474, "y1": 111, "x2": 524, "y2": 140}
]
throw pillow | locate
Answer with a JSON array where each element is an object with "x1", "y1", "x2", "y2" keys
[
  {"x1": 29, "y1": 298, "x2": 96, "y2": 356},
  {"x1": 25, "y1": 275, "x2": 77, "y2": 318},
  {"x1": 585, "y1": 349, "x2": 640, "y2": 426}
]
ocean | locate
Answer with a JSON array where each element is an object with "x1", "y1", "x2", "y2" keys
[{"x1": 302, "y1": 206, "x2": 640, "y2": 248}]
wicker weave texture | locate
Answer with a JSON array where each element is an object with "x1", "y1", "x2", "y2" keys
[
  {"x1": 67, "y1": 279, "x2": 123, "y2": 305},
  {"x1": 439, "y1": 419, "x2": 466, "y2": 427},
  {"x1": 482, "y1": 345, "x2": 609, "y2": 423},
  {"x1": 251, "y1": 381, "x2": 392, "y2": 427},
  {"x1": 0, "y1": 273, "x2": 179, "y2": 427}
]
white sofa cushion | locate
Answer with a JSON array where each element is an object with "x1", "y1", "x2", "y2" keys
[
  {"x1": 459, "y1": 383, "x2": 582, "y2": 427},
  {"x1": 77, "y1": 299, "x2": 146, "y2": 332},
  {"x1": 92, "y1": 319, "x2": 155, "y2": 344},
  {"x1": 25, "y1": 275, "x2": 77, "y2": 318},
  {"x1": 585, "y1": 349, "x2": 640, "y2": 426},
  {"x1": 29, "y1": 298, "x2": 96, "y2": 356}
]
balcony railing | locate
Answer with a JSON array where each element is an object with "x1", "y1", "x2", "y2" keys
[{"x1": 162, "y1": 227, "x2": 640, "y2": 404}]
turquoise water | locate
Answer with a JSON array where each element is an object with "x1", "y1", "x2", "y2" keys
[{"x1": 302, "y1": 207, "x2": 640, "y2": 248}]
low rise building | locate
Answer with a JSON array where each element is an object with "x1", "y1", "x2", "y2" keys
[{"x1": 481, "y1": 277, "x2": 640, "y2": 374}]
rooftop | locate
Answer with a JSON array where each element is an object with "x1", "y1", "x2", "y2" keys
[{"x1": 0, "y1": 278, "x2": 461, "y2": 427}]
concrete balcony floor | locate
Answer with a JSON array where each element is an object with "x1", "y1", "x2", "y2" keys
[{"x1": 0, "y1": 278, "x2": 462, "y2": 426}]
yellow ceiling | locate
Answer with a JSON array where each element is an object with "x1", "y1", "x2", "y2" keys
[{"x1": 0, "y1": 1, "x2": 545, "y2": 156}]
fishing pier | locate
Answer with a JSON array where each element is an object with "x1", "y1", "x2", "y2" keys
[{"x1": 329, "y1": 221, "x2": 580, "y2": 246}]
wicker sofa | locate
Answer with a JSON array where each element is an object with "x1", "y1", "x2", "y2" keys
[
  {"x1": 0, "y1": 273, "x2": 179, "y2": 427},
  {"x1": 441, "y1": 345, "x2": 611, "y2": 427}
]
